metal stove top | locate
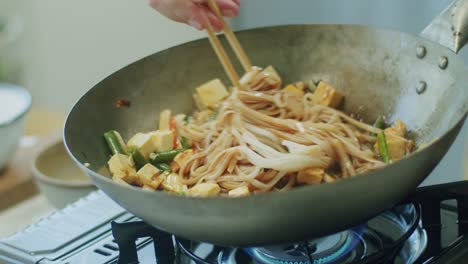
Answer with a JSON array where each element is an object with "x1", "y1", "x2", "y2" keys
[{"x1": 0, "y1": 182, "x2": 467, "y2": 264}]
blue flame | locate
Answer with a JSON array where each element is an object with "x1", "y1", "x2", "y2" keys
[{"x1": 244, "y1": 225, "x2": 366, "y2": 264}]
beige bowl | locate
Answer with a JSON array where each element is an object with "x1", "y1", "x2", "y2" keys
[{"x1": 32, "y1": 138, "x2": 96, "y2": 208}]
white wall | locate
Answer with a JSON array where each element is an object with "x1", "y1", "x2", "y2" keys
[{"x1": 14, "y1": 0, "x2": 204, "y2": 111}]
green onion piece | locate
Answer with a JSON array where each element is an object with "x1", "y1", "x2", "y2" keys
[
  {"x1": 184, "y1": 115, "x2": 193, "y2": 125},
  {"x1": 181, "y1": 137, "x2": 191, "y2": 149},
  {"x1": 153, "y1": 163, "x2": 172, "y2": 172},
  {"x1": 377, "y1": 132, "x2": 390, "y2": 163},
  {"x1": 372, "y1": 116, "x2": 386, "y2": 137},
  {"x1": 127, "y1": 147, "x2": 147, "y2": 170},
  {"x1": 150, "y1": 149, "x2": 184, "y2": 164},
  {"x1": 373, "y1": 116, "x2": 386, "y2": 130},
  {"x1": 104, "y1": 130, "x2": 127, "y2": 155}
]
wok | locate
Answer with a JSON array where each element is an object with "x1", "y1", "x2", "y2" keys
[{"x1": 64, "y1": 0, "x2": 468, "y2": 246}]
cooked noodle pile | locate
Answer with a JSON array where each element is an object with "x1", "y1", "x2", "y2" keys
[{"x1": 105, "y1": 66, "x2": 414, "y2": 197}]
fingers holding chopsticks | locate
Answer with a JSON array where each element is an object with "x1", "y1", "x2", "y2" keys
[{"x1": 149, "y1": 0, "x2": 239, "y2": 32}]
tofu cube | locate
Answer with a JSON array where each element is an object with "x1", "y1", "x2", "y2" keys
[
  {"x1": 196, "y1": 79, "x2": 229, "y2": 109},
  {"x1": 174, "y1": 149, "x2": 194, "y2": 168},
  {"x1": 188, "y1": 183, "x2": 221, "y2": 197},
  {"x1": 323, "y1": 174, "x2": 336, "y2": 183},
  {"x1": 385, "y1": 119, "x2": 407, "y2": 138},
  {"x1": 294, "y1": 82, "x2": 306, "y2": 91},
  {"x1": 150, "y1": 130, "x2": 174, "y2": 152},
  {"x1": 193, "y1": 94, "x2": 207, "y2": 110},
  {"x1": 228, "y1": 186, "x2": 250, "y2": 197},
  {"x1": 263, "y1": 66, "x2": 282, "y2": 86},
  {"x1": 161, "y1": 173, "x2": 186, "y2": 193},
  {"x1": 312, "y1": 81, "x2": 344, "y2": 108},
  {"x1": 108, "y1": 154, "x2": 138, "y2": 183},
  {"x1": 112, "y1": 176, "x2": 130, "y2": 186},
  {"x1": 159, "y1": 110, "x2": 171, "y2": 131},
  {"x1": 137, "y1": 163, "x2": 161, "y2": 188},
  {"x1": 283, "y1": 84, "x2": 305, "y2": 96},
  {"x1": 385, "y1": 135, "x2": 407, "y2": 160},
  {"x1": 297, "y1": 168, "x2": 325, "y2": 185},
  {"x1": 127, "y1": 133, "x2": 158, "y2": 159},
  {"x1": 374, "y1": 133, "x2": 414, "y2": 161}
]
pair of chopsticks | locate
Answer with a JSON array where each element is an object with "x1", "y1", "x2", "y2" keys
[{"x1": 204, "y1": 0, "x2": 252, "y2": 88}]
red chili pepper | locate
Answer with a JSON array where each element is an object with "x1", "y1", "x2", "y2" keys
[
  {"x1": 170, "y1": 117, "x2": 178, "y2": 149},
  {"x1": 115, "y1": 99, "x2": 131, "y2": 108}
]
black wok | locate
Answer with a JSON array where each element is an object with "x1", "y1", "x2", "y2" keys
[{"x1": 64, "y1": 0, "x2": 468, "y2": 246}]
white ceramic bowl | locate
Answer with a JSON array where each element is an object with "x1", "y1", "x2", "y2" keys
[
  {"x1": 0, "y1": 83, "x2": 31, "y2": 170},
  {"x1": 32, "y1": 138, "x2": 97, "y2": 208}
]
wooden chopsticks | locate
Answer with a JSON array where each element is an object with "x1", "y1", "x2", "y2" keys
[{"x1": 204, "y1": 0, "x2": 252, "y2": 88}]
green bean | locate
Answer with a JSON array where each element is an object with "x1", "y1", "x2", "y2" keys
[
  {"x1": 184, "y1": 115, "x2": 193, "y2": 124},
  {"x1": 150, "y1": 149, "x2": 184, "y2": 164},
  {"x1": 373, "y1": 116, "x2": 386, "y2": 130},
  {"x1": 181, "y1": 137, "x2": 191, "y2": 149},
  {"x1": 127, "y1": 147, "x2": 147, "y2": 170},
  {"x1": 371, "y1": 116, "x2": 386, "y2": 137},
  {"x1": 104, "y1": 130, "x2": 126, "y2": 155},
  {"x1": 153, "y1": 162, "x2": 172, "y2": 172},
  {"x1": 377, "y1": 131, "x2": 390, "y2": 163}
]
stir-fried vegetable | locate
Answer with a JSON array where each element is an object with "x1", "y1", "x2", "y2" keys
[
  {"x1": 104, "y1": 130, "x2": 127, "y2": 155},
  {"x1": 103, "y1": 70, "x2": 416, "y2": 197},
  {"x1": 127, "y1": 146, "x2": 147, "y2": 170},
  {"x1": 377, "y1": 131, "x2": 390, "y2": 163},
  {"x1": 181, "y1": 136, "x2": 191, "y2": 149},
  {"x1": 373, "y1": 116, "x2": 386, "y2": 130},
  {"x1": 184, "y1": 115, "x2": 193, "y2": 124},
  {"x1": 153, "y1": 162, "x2": 172, "y2": 172},
  {"x1": 150, "y1": 149, "x2": 184, "y2": 164}
]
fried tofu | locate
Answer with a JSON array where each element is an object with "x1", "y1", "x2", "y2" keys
[
  {"x1": 108, "y1": 154, "x2": 138, "y2": 183},
  {"x1": 127, "y1": 133, "x2": 158, "y2": 159},
  {"x1": 312, "y1": 81, "x2": 344, "y2": 108},
  {"x1": 283, "y1": 84, "x2": 305, "y2": 96},
  {"x1": 196, "y1": 79, "x2": 229, "y2": 109},
  {"x1": 137, "y1": 163, "x2": 162, "y2": 189},
  {"x1": 374, "y1": 119, "x2": 413, "y2": 161},
  {"x1": 149, "y1": 130, "x2": 174, "y2": 152},
  {"x1": 385, "y1": 119, "x2": 407, "y2": 137},
  {"x1": 188, "y1": 183, "x2": 221, "y2": 197},
  {"x1": 159, "y1": 110, "x2": 171, "y2": 131},
  {"x1": 228, "y1": 186, "x2": 250, "y2": 197},
  {"x1": 161, "y1": 173, "x2": 187, "y2": 193},
  {"x1": 297, "y1": 168, "x2": 325, "y2": 185}
]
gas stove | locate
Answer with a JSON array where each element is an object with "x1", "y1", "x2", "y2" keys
[{"x1": 1, "y1": 182, "x2": 467, "y2": 264}]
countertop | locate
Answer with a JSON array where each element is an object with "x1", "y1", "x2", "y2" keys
[{"x1": 0, "y1": 108, "x2": 64, "y2": 238}]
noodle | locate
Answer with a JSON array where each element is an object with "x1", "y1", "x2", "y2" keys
[{"x1": 105, "y1": 66, "x2": 415, "y2": 197}]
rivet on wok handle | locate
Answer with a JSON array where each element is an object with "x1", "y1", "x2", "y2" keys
[
  {"x1": 438, "y1": 56, "x2": 449, "y2": 69},
  {"x1": 416, "y1": 45, "x2": 427, "y2": 59},
  {"x1": 416, "y1": 81, "x2": 427, "y2": 94}
]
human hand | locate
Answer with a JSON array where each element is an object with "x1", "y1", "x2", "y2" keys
[{"x1": 149, "y1": 0, "x2": 240, "y2": 31}]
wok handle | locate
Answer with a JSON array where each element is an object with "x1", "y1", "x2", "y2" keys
[{"x1": 421, "y1": 0, "x2": 468, "y2": 53}]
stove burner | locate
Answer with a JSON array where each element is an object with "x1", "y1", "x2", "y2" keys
[
  {"x1": 175, "y1": 204, "x2": 426, "y2": 264},
  {"x1": 248, "y1": 227, "x2": 364, "y2": 264}
]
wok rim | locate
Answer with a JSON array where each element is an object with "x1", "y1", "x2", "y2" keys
[{"x1": 63, "y1": 23, "x2": 468, "y2": 202}]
